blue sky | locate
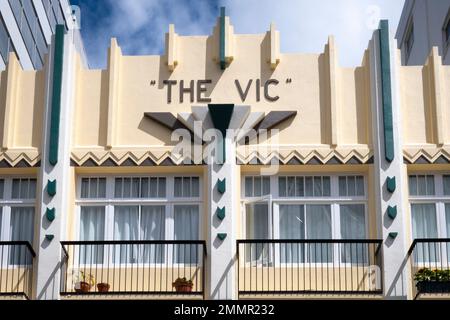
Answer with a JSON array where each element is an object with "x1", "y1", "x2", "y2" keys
[{"x1": 69, "y1": 0, "x2": 405, "y2": 69}]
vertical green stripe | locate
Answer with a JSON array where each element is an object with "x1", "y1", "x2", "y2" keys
[
  {"x1": 378, "y1": 20, "x2": 394, "y2": 163},
  {"x1": 220, "y1": 7, "x2": 226, "y2": 70},
  {"x1": 49, "y1": 25, "x2": 65, "y2": 166}
]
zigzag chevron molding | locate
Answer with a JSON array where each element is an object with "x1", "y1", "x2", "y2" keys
[
  {"x1": 0, "y1": 150, "x2": 40, "y2": 167},
  {"x1": 403, "y1": 147, "x2": 450, "y2": 164}
]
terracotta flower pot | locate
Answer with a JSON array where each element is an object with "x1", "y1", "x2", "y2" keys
[
  {"x1": 97, "y1": 283, "x2": 110, "y2": 293},
  {"x1": 174, "y1": 284, "x2": 193, "y2": 293},
  {"x1": 75, "y1": 281, "x2": 91, "y2": 293}
]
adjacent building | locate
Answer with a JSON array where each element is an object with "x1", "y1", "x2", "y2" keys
[
  {"x1": 0, "y1": 5, "x2": 449, "y2": 301},
  {"x1": 396, "y1": 0, "x2": 450, "y2": 65},
  {"x1": 0, "y1": 0, "x2": 87, "y2": 70}
]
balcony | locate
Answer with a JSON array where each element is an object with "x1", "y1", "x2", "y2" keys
[
  {"x1": 0, "y1": 241, "x2": 35, "y2": 300},
  {"x1": 408, "y1": 239, "x2": 450, "y2": 299},
  {"x1": 60, "y1": 240, "x2": 206, "y2": 299},
  {"x1": 237, "y1": 239, "x2": 383, "y2": 298}
]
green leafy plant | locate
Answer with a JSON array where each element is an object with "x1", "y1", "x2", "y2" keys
[
  {"x1": 74, "y1": 270, "x2": 96, "y2": 287},
  {"x1": 414, "y1": 268, "x2": 450, "y2": 282}
]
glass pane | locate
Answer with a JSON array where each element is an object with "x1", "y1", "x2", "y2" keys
[
  {"x1": 80, "y1": 206, "x2": 105, "y2": 264},
  {"x1": 306, "y1": 205, "x2": 332, "y2": 263},
  {"x1": 313, "y1": 177, "x2": 322, "y2": 196},
  {"x1": 287, "y1": 177, "x2": 295, "y2": 197},
  {"x1": 305, "y1": 177, "x2": 313, "y2": 197},
  {"x1": 262, "y1": 177, "x2": 270, "y2": 195},
  {"x1": 131, "y1": 178, "x2": 140, "y2": 198},
  {"x1": 347, "y1": 176, "x2": 356, "y2": 196},
  {"x1": 426, "y1": 176, "x2": 435, "y2": 196},
  {"x1": 141, "y1": 178, "x2": 149, "y2": 198},
  {"x1": 245, "y1": 203, "x2": 269, "y2": 263},
  {"x1": 122, "y1": 178, "x2": 131, "y2": 198},
  {"x1": 174, "y1": 177, "x2": 182, "y2": 197},
  {"x1": 29, "y1": 179, "x2": 36, "y2": 199},
  {"x1": 245, "y1": 177, "x2": 253, "y2": 197},
  {"x1": 417, "y1": 176, "x2": 426, "y2": 195},
  {"x1": 89, "y1": 179, "x2": 97, "y2": 198},
  {"x1": 114, "y1": 178, "x2": 122, "y2": 198},
  {"x1": 20, "y1": 179, "x2": 29, "y2": 199},
  {"x1": 0, "y1": 180, "x2": 4, "y2": 199},
  {"x1": 339, "y1": 177, "x2": 347, "y2": 196},
  {"x1": 280, "y1": 205, "x2": 305, "y2": 263},
  {"x1": 191, "y1": 177, "x2": 200, "y2": 197},
  {"x1": 411, "y1": 204, "x2": 438, "y2": 263},
  {"x1": 444, "y1": 176, "x2": 450, "y2": 196},
  {"x1": 278, "y1": 177, "x2": 286, "y2": 197},
  {"x1": 113, "y1": 206, "x2": 139, "y2": 263},
  {"x1": 141, "y1": 206, "x2": 165, "y2": 263},
  {"x1": 183, "y1": 177, "x2": 191, "y2": 197},
  {"x1": 158, "y1": 178, "x2": 166, "y2": 197},
  {"x1": 174, "y1": 205, "x2": 199, "y2": 264},
  {"x1": 322, "y1": 177, "x2": 331, "y2": 196},
  {"x1": 409, "y1": 176, "x2": 417, "y2": 196},
  {"x1": 340, "y1": 204, "x2": 367, "y2": 264},
  {"x1": 97, "y1": 178, "x2": 106, "y2": 198},
  {"x1": 295, "y1": 177, "x2": 304, "y2": 197},
  {"x1": 81, "y1": 178, "x2": 89, "y2": 198},
  {"x1": 12, "y1": 179, "x2": 20, "y2": 199},
  {"x1": 254, "y1": 177, "x2": 262, "y2": 197},
  {"x1": 9, "y1": 207, "x2": 34, "y2": 265},
  {"x1": 149, "y1": 178, "x2": 158, "y2": 198},
  {"x1": 356, "y1": 176, "x2": 364, "y2": 196}
]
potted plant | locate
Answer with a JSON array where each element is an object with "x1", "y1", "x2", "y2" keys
[
  {"x1": 414, "y1": 268, "x2": 450, "y2": 293},
  {"x1": 73, "y1": 271, "x2": 96, "y2": 293},
  {"x1": 97, "y1": 282, "x2": 110, "y2": 293},
  {"x1": 172, "y1": 277, "x2": 193, "y2": 292}
]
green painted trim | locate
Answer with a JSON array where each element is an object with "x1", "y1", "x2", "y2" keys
[
  {"x1": 49, "y1": 25, "x2": 66, "y2": 166},
  {"x1": 217, "y1": 233, "x2": 227, "y2": 241},
  {"x1": 216, "y1": 207, "x2": 226, "y2": 221},
  {"x1": 208, "y1": 104, "x2": 234, "y2": 164},
  {"x1": 45, "y1": 234, "x2": 55, "y2": 241},
  {"x1": 220, "y1": 7, "x2": 226, "y2": 70},
  {"x1": 46, "y1": 208, "x2": 56, "y2": 222},
  {"x1": 378, "y1": 20, "x2": 395, "y2": 163},
  {"x1": 47, "y1": 180, "x2": 57, "y2": 197},
  {"x1": 217, "y1": 178, "x2": 226, "y2": 194},
  {"x1": 388, "y1": 232, "x2": 398, "y2": 239},
  {"x1": 386, "y1": 176, "x2": 396, "y2": 193},
  {"x1": 387, "y1": 205, "x2": 397, "y2": 220}
]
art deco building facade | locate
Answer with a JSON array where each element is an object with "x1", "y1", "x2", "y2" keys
[{"x1": 0, "y1": 8, "x2": 449, "y2": 300}]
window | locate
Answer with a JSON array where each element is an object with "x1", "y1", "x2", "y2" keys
[
  {"x1": 405, "y1": 21, "x2": 414, "y2": 61},
  {"x1": 245, "y1": 176, "x2": 270, "y2": 197},
  {"x1": 77, "y1": 176, "x2": 201, "y2": 265},
  {"x1": 242, "y1": 175, "x2": 367, "y2": 264},
  {"x1": 409, "y1": 174, "x2": 450, "y2": 263},
  {"x1": 0, "y1": 177, "x2": 36, "y2": 265}
]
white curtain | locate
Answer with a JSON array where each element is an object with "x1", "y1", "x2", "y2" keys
[
  {"x1": 280, "y1": 205, "x2": 305, "y2": 263},
  {"x1": 174, "y1": 205, "x2": 199, "y2": 264},
  {"x1": 412, "y1": 204, "x2": 438, "y2": 263},
  {"x1": 444, "y1": 176, "x2": 450, "y2": 195},
  {"x1": 9, "y1": 207, "x2": 34, "y2": 265},
  {"x1": 80, "y1": 206, "x2": 105, "y2": 264},
  {"x1": 340, "y1": 204, "x2": 367, "y2": 264},
  {"x1": 141, "y1": 206, "x2": 165, "y2": 263},
  {"x1": 306, "y1": 205, "x2": 332, "y2": 263},
  {"x1": 245, "y1": 203, "x2": 269, "y2": 262},
  {"x1": 114, "y1": 206, "x2": 139, "y2": 263}
]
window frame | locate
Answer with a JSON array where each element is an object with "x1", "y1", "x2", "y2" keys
[
  {"x1": 0, "y1": 176, "x2": 37, "y2": 267},
  {"x1": 75, "y1": 174, "x2": 203, "y2": 267},
  {"x1": 241, "y1": 174, "x2": 369, "y2": 266}
]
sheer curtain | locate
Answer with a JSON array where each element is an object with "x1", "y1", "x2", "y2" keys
[
  {"x1": 245, "y1": 203, "x2": 269, "y2": 262},
  {"x1": 306, "y1": 205, "x2": 332, "y2": 263},
  {"x1": 340, "y1": 204, "x2": 367, "y2": 264},
  {"x1": 141, "y1": 206, "x2": 165, "y2": 263},
  {"x1": 279, "y1": 205, "x2": 305, "y2": 263},
  {"x1": 80, "y1": 206, "x2": 105, "y2": 264},
  {"x1": 174, "y1": 205, "x2": 199, "y2": 264},
  {"x1": 412, "y1": 204, "x2": 438, "y2": 263},
  {"x1": 114, "y1": 206, "x2": 139, "y2": 263},
  {"x1": 9, "y1": 207, "x2": 34, "y2": 265}
]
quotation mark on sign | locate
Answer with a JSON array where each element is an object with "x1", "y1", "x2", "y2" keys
[{"x1": 366, "y1": 5, "x2": 381, "y2": 30}]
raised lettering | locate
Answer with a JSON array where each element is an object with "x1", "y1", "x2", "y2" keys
[
  {"x1": 163, "y1": 80, "x2": 177, "y2": 104},
  {"x1": 235, "y1": 79, "x2": 253, "y2": 102},
  {"x1": 197, "y1": 80, "x2": 212, "y2": 103},
  {"x1": 180, "y1": 80, "x2": 195, "y2": 103},
  {"x1": 264, "y1": 79, "x2": 279, "y2": 102}
]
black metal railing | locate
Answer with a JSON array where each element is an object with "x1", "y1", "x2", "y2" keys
[
  {"x1": 0, "y1": 241, "x2": 36, "y2": 299},
  {"x1": 408, "y1": 238, "x2": 450, "y2": 298},
  {"x1": 237, "y1": 239, "x2": 383, "y2": 295},
  {"x1": 60, "y1": 240, "x2": 207, "y2": 298}
]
